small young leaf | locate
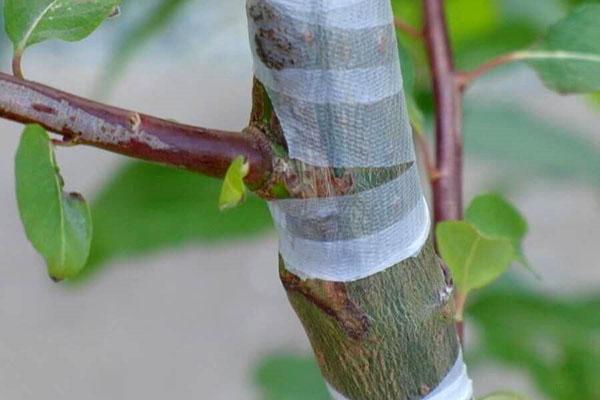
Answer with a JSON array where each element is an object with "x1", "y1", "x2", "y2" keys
[
  {"x1": 219, "y1": 156, "x2": 250, "y2": 211},
  {"x1": 15, "y1": 124, "x2": 92, "y2": 281},
  {"x1": 4, "y1": 0, "x2": 120, "y2": 54},
  {"x1": 526, "y1": 4, "x2": 600, "y2": 93},
  {"x1": 479, "y1": 391, "x2": 530, "y2": 400},
  {"x1": 81, "y1": 162, "x2": 272, "y2": 279},
  {"x1": 436, "y1": 221, "x2": 514, "y2": 295}
]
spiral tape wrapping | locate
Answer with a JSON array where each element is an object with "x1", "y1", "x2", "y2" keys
[{"x1": 247, "y1": 0, "x2": 430, "y2": 281}]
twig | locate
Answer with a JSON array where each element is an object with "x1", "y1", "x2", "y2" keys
[
  {"x1": 0, "y1": 72, "x2": 272, "y2": 187},
  {"x1": 394, "y1": 16, "x2": 424, "y2": 39},
  {"x1": 12, "y1": 53, "x2": 24, "y2": 79},
  {"x1": 413, "y1": 129, "x2": 441, "y2": 183},
  {"x1": 456, "y1": 52, "x2": 520, "y2": 91}
]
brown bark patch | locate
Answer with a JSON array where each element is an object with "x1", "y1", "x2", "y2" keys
[{"x1": 280, "y1": 266, "x2": 371, "y2": 341}]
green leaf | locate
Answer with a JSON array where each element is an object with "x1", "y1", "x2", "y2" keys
[
  {"x1": 81, "y1": 161, "x2": 271, "y2": 279},
  {"x1": 466, "y1": 193, "x2": 527, "y2": 244},
  {"x1": 469, "y1": 285, "x2": 600, "y2": 400},
  {"x1": 436, "y1": 221, "x2": 514, "y2": 294},
  {"x1": 527, "y1": 4, "x2": 600, "y2": 93},
  {"x1": 15, "y1": 124, "x2": 92, "y2": 281},
  {"x1": 479, "y1": 391, "x2": 530, "y2": 400},
  {"x1": 256, "y1": 355, "x2": 330, "y2": 400},
  {"x1": 219, "y1": 155, "x2": 249, "y2": 211},
  {"x1": 465, "y1": 193, "x2": 538, "y2": 276},
  {"x1": 4, "y1": 0, "x2": 120, "y2": 53}
]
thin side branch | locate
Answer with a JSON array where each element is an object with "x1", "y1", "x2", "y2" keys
[
  {"x1": 456, "y1": 52, "x2": 520, "y2": 91},
  {"x1": 413, "y1": 130, "x2": 441, "y2": 183},
  {"x1": 0, "y1": 72, "x2": 272, "y2": 187},
  {"x1": 394, "y1": 16, "x2": 424, "y2": 39},
  {"x1": 12, "y1": 53, "x2": 24, "y2": 79}
]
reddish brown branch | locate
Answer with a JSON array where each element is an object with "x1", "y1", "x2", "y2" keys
[
  {"x1": 423, "y1": 0, "x2": 464, "y2": 344},
  {"x1": 423, "y1": 0, "x2": 463, "y2": 224},
  {"x1": 0, "y1": 72, "x2": 272, "y2": 187},
  {"x1": 456, "y1": 52, "x2": 520, "y2": 91}
]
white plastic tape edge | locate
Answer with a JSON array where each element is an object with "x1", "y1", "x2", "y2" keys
[
  {"x1": 326, "y1": 383, "x2": 350, "y2": 400},
  {"x1": 325, "y1": 351, "x2": 473, "y2": 400},
  {"x1": 274, "y1": 196, "x2": 431, "y2": 282},
  {"x1": 423, "y1": 351, "x2": 473, "y2": 400},
  {"x1": 266, "y1": 0, "x2": 393, "y2": 29}
]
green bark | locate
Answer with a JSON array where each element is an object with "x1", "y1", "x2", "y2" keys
[{"x1": 280, "y1": 237, "x2": 459, "y2": 399}]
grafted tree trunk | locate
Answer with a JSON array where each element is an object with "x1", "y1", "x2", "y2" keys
[
  {"x1": 281, "y1": 239, "x2": 458, "y2": 399},
  {"x1": 250, "y1": 80, "x2": 461, "y2": 399}
]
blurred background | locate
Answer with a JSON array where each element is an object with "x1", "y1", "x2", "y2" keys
[{"x1": 0, "y1": 0, "x2": 598, "y2": 399}]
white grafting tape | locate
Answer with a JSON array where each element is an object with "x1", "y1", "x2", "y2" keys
[
  {"x1": 325, "y1": 352, "x2": 473, "y2": 400},
  {"x1": 326, "y1": 383, "x2": 349, "y2": 400},
  {"x1": 248, "y1": 0, "x2": 429, "y2": 282},
  {"x1": 422, "y1": 352, "x2": 473, "y2": 400},
  {"x1": 253, "y1": 64, "x2": 404, "y2": 104},
  {"x1": 265, "y1": 0, "x2": 393, "y2": 29},
  {"x1": 270, "y1": 194, "x2": 430, "y2": 282}
]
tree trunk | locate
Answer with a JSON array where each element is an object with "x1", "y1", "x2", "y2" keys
[
  {"x1": 280, "y1": 238, "x2": 459, "y2": 399},
  {"x1": 246, "y1": 0, "x2": 466, "y2": 397},
  {"x1": 250, "y1": 79, "x2": 462, "y2": 399}
]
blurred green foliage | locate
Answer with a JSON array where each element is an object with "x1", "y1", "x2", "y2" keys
[
  {"x1": 0, "y1": 0, "x2": 8, "y2": 62},
  {"x1": 462, "y1": 103, "x2": 600, "y2": 187},
  {"x1": 254, "y1": 283, "x2": 600, "y2": 400},
  {"x1": 80, "y1": 162, "x2": 271, "y2": 279},
  {"x1": 470, "y1": 283, "x2": 600, "y2": 400},
  {"x1": 479, "y1": 392, "x2": 530, "y2": 400},
  {"x1": 393, "y1": 0, "x2": 600, "y2": 70},
  {"x1": 529, "y1": 4, "x2": 600, "y2": 93},
  {"x1": 255, "y1": 355, "x2": 330, "y2": 400},
  {"x1": 96, "y1": 0, "x2": 192, "y2": 96}
]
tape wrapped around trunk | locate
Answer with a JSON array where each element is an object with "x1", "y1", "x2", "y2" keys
[{"x1": 247, "y1": 0, "x2": 429, "y2": 282}]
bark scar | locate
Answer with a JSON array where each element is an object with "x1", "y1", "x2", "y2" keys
[
  {"x1": 280, "y1": 265, "x2": 371, "y2": 341},
  {"x1": 32, "y1": 103, "x2": 56, "y2": 114}
]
